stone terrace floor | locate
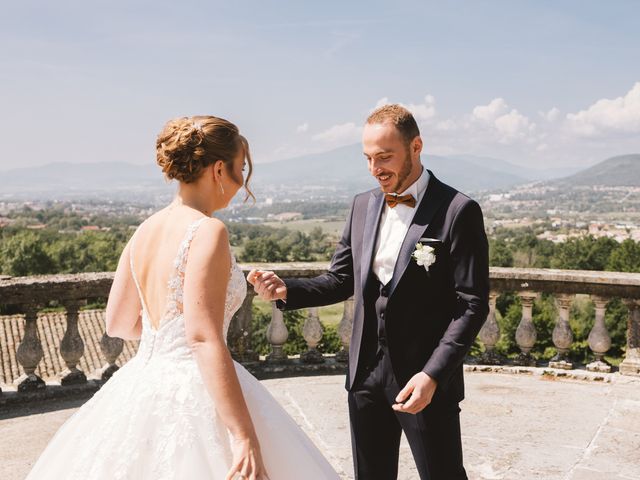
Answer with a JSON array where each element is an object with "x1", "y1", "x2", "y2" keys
[{"x1": 1, "y1": 371, "x2": 639, "y2": 480}]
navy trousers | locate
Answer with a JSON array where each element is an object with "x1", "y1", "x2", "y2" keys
[{"x1": 348, "y1": 350, "x2": 467, "y2": 480}]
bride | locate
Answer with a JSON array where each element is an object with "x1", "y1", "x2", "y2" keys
[{"x1": 26, "y1": 115, "x2": 340, "y2": 480}]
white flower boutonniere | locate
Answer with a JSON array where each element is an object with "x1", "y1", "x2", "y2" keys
[{"x1": 412, "y1": 243, "x2": 436, "y2": 271}]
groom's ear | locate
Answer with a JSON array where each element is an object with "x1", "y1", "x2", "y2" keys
[{"x1": 411, "y1": 136, "x2": 423, "y2": 158}]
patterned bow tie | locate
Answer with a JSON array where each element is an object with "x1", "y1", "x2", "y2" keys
[{"x1": 384, "y1": 193, "x2": 416, "y2": 208}]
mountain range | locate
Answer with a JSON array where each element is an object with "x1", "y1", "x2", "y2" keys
[
  {"x1": 553, "y1": 154, "x2": 640, "y2": 187},
  {"x1": 254, "y1": 145, "x2": 511, "y2": 193},
  {"x1": 0, "y1": 162, "x2": 165, "y2": 193},
  {"x1": 251, "y1": 144, "x2": 585, "y2": 193},
  {"x1": 0, "y1": 148, "x2": 637, "y2": 200}
]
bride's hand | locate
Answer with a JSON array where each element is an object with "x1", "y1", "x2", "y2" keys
[
  {"x1": 247, "y1": 270, "x2": 287, "y2": 302},
  {"x1": 226, "y1": 436, "x2": 270, "y2": 480}
]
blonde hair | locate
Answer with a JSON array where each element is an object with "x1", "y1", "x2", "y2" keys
[
  {"x1": 156, "y1": 115, "x2": 254, "y2": 201},
  {"x1": 366, "y1": 104, "x2": 420, "y2": 145}
]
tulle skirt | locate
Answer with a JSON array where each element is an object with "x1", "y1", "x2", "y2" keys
[{"x1": 26, "y1": 353, "x2": 340, "y2": 480}]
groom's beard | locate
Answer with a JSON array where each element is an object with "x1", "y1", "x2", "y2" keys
[{"x1": 389, "y1": 152, "x2": 413, "y2": 194}]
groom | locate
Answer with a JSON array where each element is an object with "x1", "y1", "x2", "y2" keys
[{"x1": 249, "y1": 104, "x2": 489, "y2": 479}]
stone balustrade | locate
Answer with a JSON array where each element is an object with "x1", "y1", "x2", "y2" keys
[
  {"x1": 1, "y1": 265, "x2": 639, "y2": 399},
  {"x1": 487, "y1": 267, "x2": 640, "y2": 375}
]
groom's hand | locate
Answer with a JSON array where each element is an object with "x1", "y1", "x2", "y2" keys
[
  {"x1": 392, "y1": 372, "x2": 437, "y2": 414},
  {"x1": 247, "y1": 270, "x2": 287, "y2": 302}
]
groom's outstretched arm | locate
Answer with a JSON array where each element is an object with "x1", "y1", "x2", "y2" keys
[
  {"x1": 280, "y1": 199, "x2": 356, "y2": 310},
  {"x1": 250, "y1": 200, "x2": 356, "y2": 310},
  {"x1": 422, "y1": 198, "x2": 490, "y2": 388}
]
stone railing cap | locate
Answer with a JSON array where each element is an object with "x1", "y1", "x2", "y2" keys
[{"x1": 490, "y1": 267, "x2": 640, "y2": 286}]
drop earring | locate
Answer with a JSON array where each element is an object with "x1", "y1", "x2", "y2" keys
[{"x1": 217, "y1": 169, "x2": 225, "y2": 195}]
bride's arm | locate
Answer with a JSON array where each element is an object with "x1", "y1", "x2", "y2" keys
[
  {"x1": 183, "y1": 218, "x2": 266, "y2": 479},
  {"x1": 105, "y1": 240, "x2": 142, "y2": 340}
]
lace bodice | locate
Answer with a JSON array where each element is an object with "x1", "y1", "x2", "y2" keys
[{"x1": 130, "y1": 217, "x2": 247, "y2": 361}]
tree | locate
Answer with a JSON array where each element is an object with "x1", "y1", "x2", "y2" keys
[
  {"x1": 532, "y1": 239, "x2": 555, "y2": 268},
  {"x1": 551, "y1": 236, "x2": 617, "y2": 270},
  {"x1": 285, "y1": 231, "x2": 313, "y2": 261},
  {"x1": 240, "y1": 237, "x2": 287, "y2": 262},
  {"x1": 607, "y1": 239, "x2": 640, "y2": 272},
  {"x1": 489, "y1": 239, "x2": 514, "y2": 267},
  {"x1": 0, "y1": 231, "x2": 55, "y2": 276}
]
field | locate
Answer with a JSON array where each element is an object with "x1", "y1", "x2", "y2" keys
[
  {"x1": 261, "y1": 219, "x2": 345, "y2": 237},
  {"x1": 253, "y1": 297, "x2": 345, "y2": 326}
]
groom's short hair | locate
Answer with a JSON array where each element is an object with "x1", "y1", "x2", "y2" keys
[{"x1": 366, "y1": 104, "x2": 420, "y2": 145}]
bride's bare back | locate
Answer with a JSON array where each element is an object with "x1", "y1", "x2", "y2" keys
[{"x1": 130, "y1": 206, "x2": 206, "y2": 330}]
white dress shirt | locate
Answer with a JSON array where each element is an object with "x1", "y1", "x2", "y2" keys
[{"x1": 372, "y1": 167, "x2": 430, "y2": 285}]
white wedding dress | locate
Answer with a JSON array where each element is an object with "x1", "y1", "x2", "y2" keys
[{"x1": 27, "y1": 218, "x2": 339, "y2": 479}]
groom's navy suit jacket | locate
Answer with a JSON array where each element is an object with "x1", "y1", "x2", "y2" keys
[{"x1": 280, "y1": 171, "x2": 490, "y2": 404}]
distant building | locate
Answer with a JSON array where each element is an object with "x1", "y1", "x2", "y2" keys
[{"x1": 270, "y1": 212, "x2": 303, "y2": 222}]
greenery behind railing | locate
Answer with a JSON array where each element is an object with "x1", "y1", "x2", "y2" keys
[
  {"x1": 493, "y1": 293, "x2": 627, "y2": 364},
  {"x1": 247, "y1": 295, "x2": 628, "y2": 365}
]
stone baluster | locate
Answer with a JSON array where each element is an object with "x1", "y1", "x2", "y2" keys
[
  {"x1": 514, "y1": 292, "x2": 538, "y2": 366},
  {"x1": 302, "y1": 307, "x2": 324, "y2": 364},
  {"x1": 620, "y1": 300, "x2": 640, "y2": 376},
  {"x1": 227, "y1": 291, "x2": 258, "y2": 363},
  {"x1": 479, "y1": 292, "x2": 501, "y2": 365},
  {"x1": 16, "y1": 306, "x2": 45, "y2": 392},
  {"x1": 99, "y1": 331, "x2": 124, "y2": 381},
  {"x1": 336, "y1": 297, "x2": 354, "y2": 363},
  {"x1": 266, "y1": 303, "x2": 288, "y2": 362},
  {"x1": 60, "y1": 300, "x2": 87, "y2": 385},
  {"x1": 586, "y1": 296, "x2": 612, "y2": 372},
  {"x1": 549, "y1": 294, "x2": 574, "y2": 370}
]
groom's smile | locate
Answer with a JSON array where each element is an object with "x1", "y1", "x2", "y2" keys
[
  {"x1": 376, "y1": 171, "x2": 395, "y2": 188},
  {"x1": 363, "y1": 121, "x2": 423, "y2": 194}
]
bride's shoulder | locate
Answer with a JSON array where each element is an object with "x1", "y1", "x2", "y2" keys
[
  {"x1": 190, "y1": 217, "x2": 230, "y2": 258},
  {"x1": 197, "y1": 217, "x2": 228, "y2": 238}
]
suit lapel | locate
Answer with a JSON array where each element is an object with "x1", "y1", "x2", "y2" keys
[
  {"x1": 359, "y1": 189, "x2": 385, "y2": 291},
  {"x1": 387, "y1": 171, "x2": 449, "y2": 298}
]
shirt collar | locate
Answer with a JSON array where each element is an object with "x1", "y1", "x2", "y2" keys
[{"x1": 397, "y1": 166, "x2": 429, "y2": 204}]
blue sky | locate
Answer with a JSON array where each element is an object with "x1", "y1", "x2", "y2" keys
[{"x1": 1, "y1": 0, "x2": 639, "y2": 171}]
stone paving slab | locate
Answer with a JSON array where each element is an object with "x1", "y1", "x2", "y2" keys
[{"x1": 1, "y1": 372, "x2": 639, "y2": 480}]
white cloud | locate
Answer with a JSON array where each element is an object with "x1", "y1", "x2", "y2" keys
[
  {"x1": 472, "y1": 98, "x2": 508, "y2": 122},
  {"x1": 296, "y1": 122, "x2": 309, "y2": 133},
  {"x1": 494, "y1": 109, "x2": 535, "y2": 143},
  {"x1": 311, "y1": 122, "x2": 362, "y2": 146},
  {"x1": 371, "y1": 95, "x2": 436, "y2": 122},
  {"x1": 470, "y1": 98, "x2": 535, "y2": 144},
  {"x1": 566, "y1": 82, "x2": 640, "y2": 136},
  {"x1": 540, "y1": 107, "x2": 560, "y2": 122},
  {"x1": 435, "y1": 118, "x2": 457, "y2": 132},
  {"x1": 405, "y1": 95, "x2": 436, "y2": 122},
  {"x1": 279, "y1": 82, "x2": 640, "y2": 169}
]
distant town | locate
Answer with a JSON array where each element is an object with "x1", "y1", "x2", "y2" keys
[{"x1": 2, "y1": 186, "x2": 640, "y2": 246}]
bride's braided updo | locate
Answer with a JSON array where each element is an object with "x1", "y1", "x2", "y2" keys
[{"x1": 156, "y1": 115, "x2": 254, "y2": 200}]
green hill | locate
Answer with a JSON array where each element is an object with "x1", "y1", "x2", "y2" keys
[{"x1": 558, "y1": 154, "x2": 640, "y2": 186}]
